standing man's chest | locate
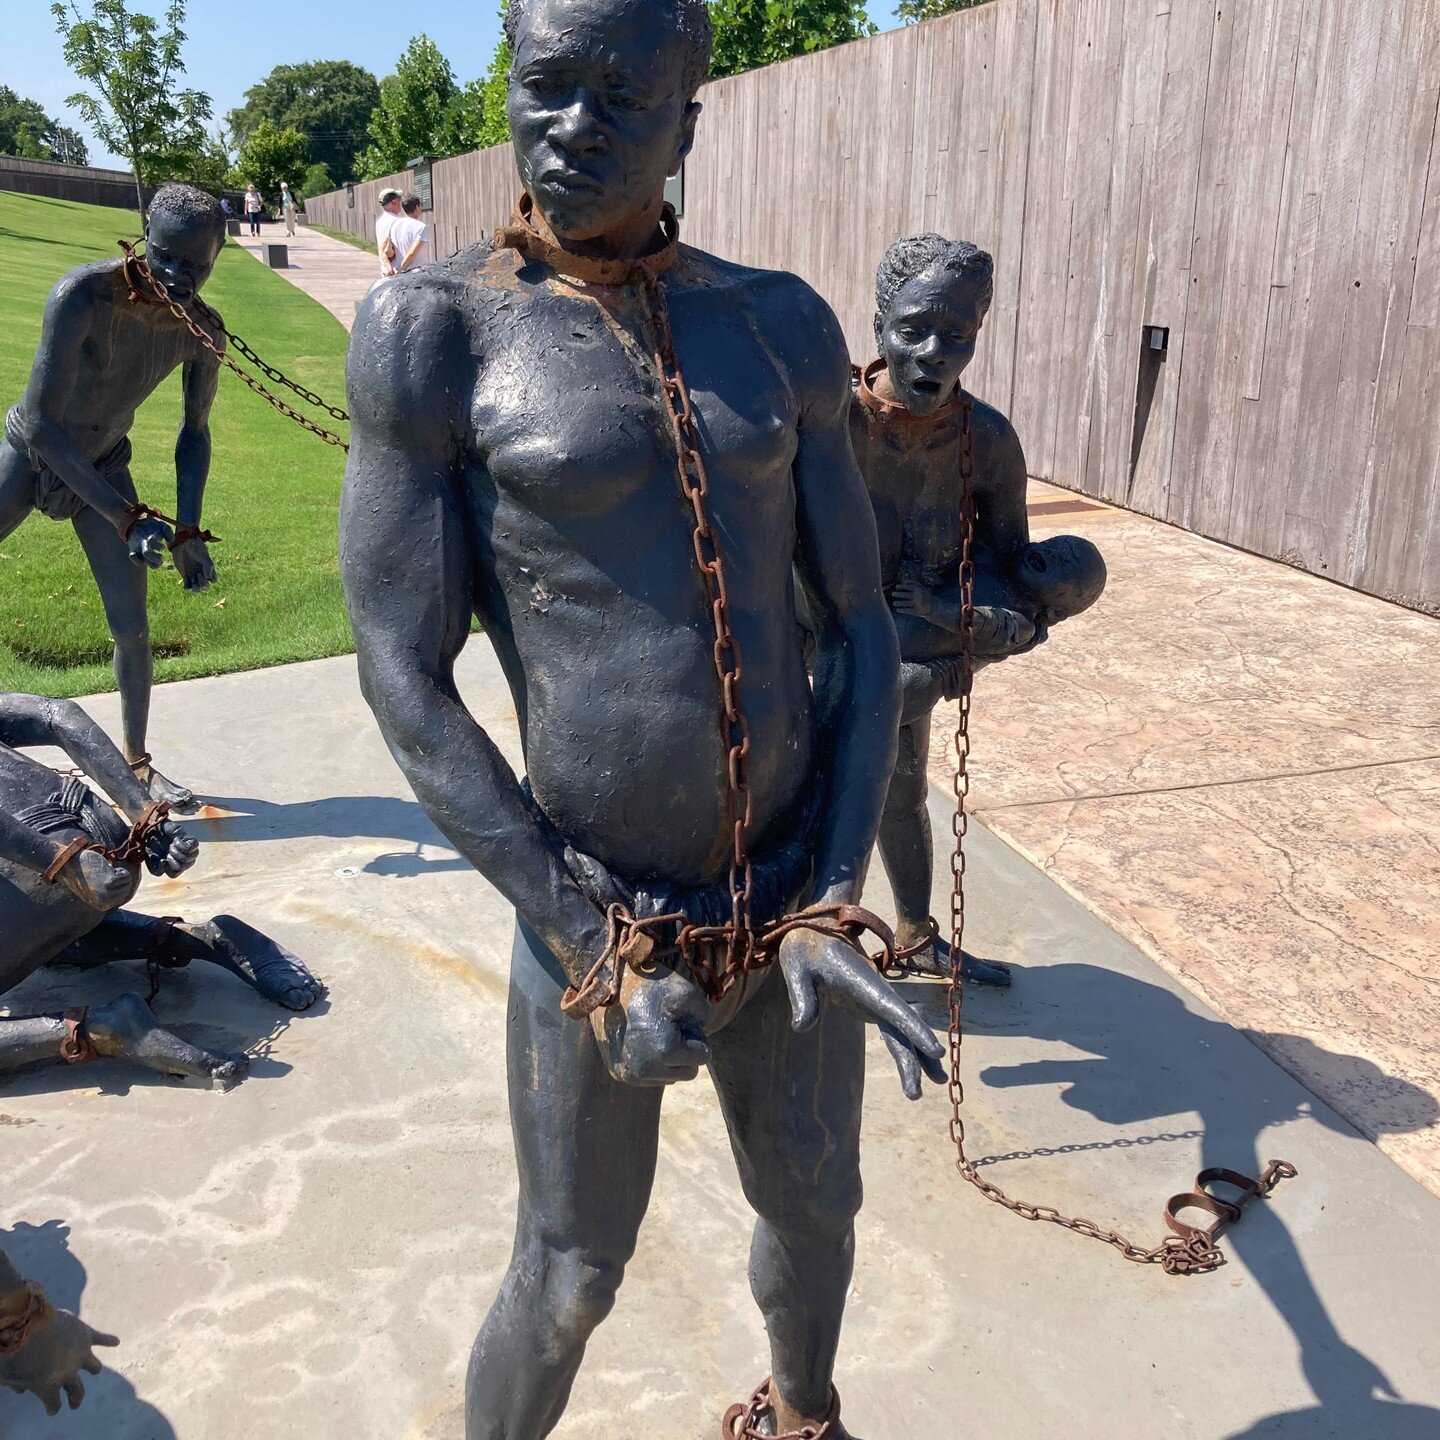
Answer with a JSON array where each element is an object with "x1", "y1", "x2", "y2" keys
[{"x1": 470, "y1": 287, "x2": 800, "y2": 524}]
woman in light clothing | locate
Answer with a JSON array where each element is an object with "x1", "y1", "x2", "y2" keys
[{"x1": 243, "y1": 183, "x2": 262, "y2": 237}]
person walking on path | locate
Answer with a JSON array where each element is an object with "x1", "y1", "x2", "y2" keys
[
  {"x1": 243, "y1": 183, "x2": 262, "y2": 237},
  {"x1": 279, "y1": 181, "x2": 298, "y2": 237},
  {"x1": 391, "y1": 194, "x2": 429, "y2": 272},
  {"x1": 374, "y1": 188, "x2": 403, "y2": 277}
]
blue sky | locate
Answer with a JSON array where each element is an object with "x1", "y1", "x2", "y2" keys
[{"x1": 8, "y1": 0, "x2": 904, "y2": 170}]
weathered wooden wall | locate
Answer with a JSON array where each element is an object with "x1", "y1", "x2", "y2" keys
[
  {"x1": 0, "y1": 155, "x2": 152, "y2": 210},
  {"x1": 306, "y1": 0, "x2": 1440, "y2": 612}
]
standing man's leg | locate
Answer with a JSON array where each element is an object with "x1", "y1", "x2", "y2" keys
[
  {"x1": 71, "y1": 498, "x2": 192, "y2": 809},
  {"x1": 467, "y1": 917, "x2": 664, "y2": 1440},
  {"x1": 709, "y1": 967, "x2": 866, "y2": 1430},
  {"x1": 0, "y1": 442, "x2": 37, "y2": 544}
]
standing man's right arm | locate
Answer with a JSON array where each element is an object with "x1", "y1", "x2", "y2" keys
[
  {"x1": 12, "y1": 276, "x2": 170, "y2": 564},
  {"x1": 338, "y1": 283, "x2": 607, "y2": 986}
]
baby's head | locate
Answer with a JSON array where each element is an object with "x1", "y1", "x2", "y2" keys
[{"x1": 1015, "y1": 535, "x2": 1106, "y2": 624}]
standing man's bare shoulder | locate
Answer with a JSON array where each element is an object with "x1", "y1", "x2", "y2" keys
[
  {"x1": 749, "y1": 264, "x2": 854, "y2": 415},
  {"x1": 346, "y1": 246, "x2": 504, "y2": 433}
]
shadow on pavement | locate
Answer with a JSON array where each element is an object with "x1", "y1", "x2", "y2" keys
[
  {"x1": 184, "y1": 794, "x2": 467, "y2": 875},
  {"x1": 904, "y1": 959, "x2": 1440, "y2": 1439},
  {"x1": 0, "y1": 1220, "x2": 176, "y2": 1439}
]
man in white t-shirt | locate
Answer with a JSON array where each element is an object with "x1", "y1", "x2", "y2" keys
[
  {"x1": 375, "y1": 189, "x2": 403, "y2": 276},
  {"x1": 391, "y1": 194, "x2": 430, "y2": 272}
]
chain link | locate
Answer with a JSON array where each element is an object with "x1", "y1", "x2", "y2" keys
[
  {"x1": 643, "y1": 273, "x2": 757, "y2": 977},
  {"x1": 119, "y1": 242, "x2": 351, "y2": 451},
  {"x1": 944, "y1": 401, "x2": 1291, "y2": 1275}
]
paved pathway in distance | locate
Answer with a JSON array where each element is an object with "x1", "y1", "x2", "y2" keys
[{"x1": 233, "y1": 221, "x2": 377, "y2": 331}]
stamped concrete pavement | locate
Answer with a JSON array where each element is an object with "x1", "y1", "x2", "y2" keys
[{"x1": 3, "y1": 646, "x2": 1439, "y2": 1439}]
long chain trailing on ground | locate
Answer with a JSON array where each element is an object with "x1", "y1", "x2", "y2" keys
[
  {"x1": 119, "y1": 241, "x2": 350, "y2": 452},
  {"x1": 943, "y1": 401, "x2": 1295, "y2": 1274}
]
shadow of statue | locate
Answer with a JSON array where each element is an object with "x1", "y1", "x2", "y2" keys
[
  {"x1": 183, "y1": 794, "x2": 467, "y2": 875},
  {"x1": 0, "y1": 1220, "x2": 177, "y2": 1438},
  {"x1": 911, "y1": 961, "x2": 1440, "y2": 1437}
]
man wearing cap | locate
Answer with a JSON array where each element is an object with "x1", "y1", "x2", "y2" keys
[{"x1": 375, "y1": 189, "x2": 403, "y2": 277}]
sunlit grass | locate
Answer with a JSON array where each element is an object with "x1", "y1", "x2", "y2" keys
[{"x1": 0, "y1": 191, "x2": 354, "y2": 697}]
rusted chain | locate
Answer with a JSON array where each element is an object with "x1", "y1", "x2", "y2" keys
[
  {"x1": 941, "y1": 397, "x2": 1293, "y2": 1275},
  {"x1": 59, "y1": 1008, "x2": 97, "y2": 1065},
  {"x1": 40, "y1": 800, "x2": 171, "y2": 887},
  {"x1": 0, "y1": 1282, "x2": 51, "y2": 1354},
  {"x1": 721, "y1": 1378, "x2": 842, "y2": 1439},
  {"x1": 118, "y1": 241, "x2": 350, "y2": 451}
]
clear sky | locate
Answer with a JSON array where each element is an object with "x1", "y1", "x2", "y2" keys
[{"x1": 6, "y1": 0, "x2": 904, "y2": 171}]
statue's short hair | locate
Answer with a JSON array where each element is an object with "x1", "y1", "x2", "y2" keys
[
  {"x1": 874, "y1": 234, "x2": 995, "y2": 345},
  {"x1": 146, "y1": 183, "x2": 226, "y2": 248},
  {"x1": 505, "y1": 0, "x2": 713, "y2": 100}
]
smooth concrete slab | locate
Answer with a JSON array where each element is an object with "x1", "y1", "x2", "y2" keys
[
  {"x1": 4, "y1": 647, "x2": 1440, "y2": 1439},
  {"x1": 931, "y1": 481, "x2": 1440, "y2": 1195}
]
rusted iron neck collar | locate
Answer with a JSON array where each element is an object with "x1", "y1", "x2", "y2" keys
[
  {"x1": 494, "y1": 192, "x2": 679, "y2": 286},
  {"x1": 854, "y1": 357, "x2": 963, "y2": 423}
]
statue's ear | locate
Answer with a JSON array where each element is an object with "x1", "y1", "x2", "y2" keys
[{"x1": 674, "y1": 99, "x2": 702, "y2": 172}]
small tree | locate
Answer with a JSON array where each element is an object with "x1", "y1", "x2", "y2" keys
[
  {"x1": 301, "y1": 161, "x2": 334, "y2": 201},
  {"x1": 896, "y1": 0, "x2": 988, "y2": 22},
  {"x1": 52, "y1": 0, "x2": 212, "y2": 215},
  {"x1": 471, "y1": 29, "x2": 514, "y2": 149},
  {"x1": 232, "y1": 119, "x2": 310, "y2": 204},
  {"x1": 709, "y1": 0, "x2": 875, "y2": 79},
  {"x1": 358, "y1": 35, "x2": 459, "y2": 178}
]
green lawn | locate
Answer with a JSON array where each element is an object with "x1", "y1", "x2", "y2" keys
[
  {"x1": 0, "y1": 191, "x2": 353, "y2": 698},
  {"x1": 307, "y1": 219, "x2": 378, "y2": 255}
]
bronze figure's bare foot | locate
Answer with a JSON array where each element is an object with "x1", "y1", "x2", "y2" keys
[
  {"x1": 133, "y1": 758, "x2": 198, "y2": 813},
  {"x1": 86, "y1": 993, "x2": 248, "y2": 1086},
  {"x1": 186, "y1": 915, "x2": 325, "y2": 1011}
]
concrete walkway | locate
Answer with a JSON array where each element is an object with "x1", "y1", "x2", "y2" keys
[
  {"x1": 4, "y1": 648, "x2": 1440, "y2": 1439},
  {"x1": 942, "y1": 484, "x2": 1440, "y2": 1195},
  {"x1": 232, "y1": 221, "x2": 378, "y2": 330}
]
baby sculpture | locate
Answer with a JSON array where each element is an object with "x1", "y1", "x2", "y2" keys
[
  {"x1": 0, "y1": 692, "x2": 321, "y2": 1084},
  {"x1": 851, "y1": 235, "x2": 1106, "y2": 979}
]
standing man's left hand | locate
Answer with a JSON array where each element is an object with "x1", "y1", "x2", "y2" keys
[
  {"x1": 172, "y1": 537, "x2": 216, "y2": 591},
  {"x1": 777, "y1": 929, "x2": 948, "y2": 1100}
]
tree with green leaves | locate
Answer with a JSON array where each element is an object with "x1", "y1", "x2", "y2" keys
[
  {"x1": 0, "y1": 85, "x2": 90, "y2": 164},
  {"x1": 226, "y1": 60, "x2": 379, "y2": 188},
  {"x1": 232, "y1": 119, "x2": 310, "y2": 204},
  {"x1": 301, "y1": 161, "x2": 334, "y2": 200},
  {"x1": 357, "y1": 35, "x2": 459, "y2": 179},
  {"x1": 896, "y1": 0, "x2": 988, "y2": 22},
  {"x1": 52, "y1": 0, "x2": 213, "y2": 214},
  {"x1": 470, "y1": 28, "x2": 514, "y2": 150},
  {"x1": 709, "y1": 0, "x2": 875, "y2": 79}
]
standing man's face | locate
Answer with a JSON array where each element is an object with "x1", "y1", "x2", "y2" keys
[{"x1": 508, "y1": 0, "x2": 700, "y2": 241}]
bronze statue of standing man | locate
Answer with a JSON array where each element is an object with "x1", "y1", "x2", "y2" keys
[
  {"x1": 339, "y1": 0, "x2": 947, "y2": 1433},
  {"x1": 2, "y1": 182, "x2": 229, "y2": 810}
]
